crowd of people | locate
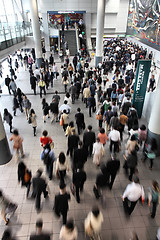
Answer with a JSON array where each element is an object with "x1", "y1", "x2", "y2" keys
[{"x1": 0, "y1": 37, "x2": 160, "y2": 240}]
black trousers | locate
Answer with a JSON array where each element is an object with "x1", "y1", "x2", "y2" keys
[
  {"x1": 110, "y1": 140, "x2": 119, "y2": 153},
  {"x1": 71, "y1": 94, "x2": 75, "y2": 103},
  {"x1": 109, "y1": 173, "x2": 117, "y2": 190},
  {"x1": 58, "y1": 169, "x2": 66, "y2": 183},
  {"x1": 34, "y1": 188, "x2": 48, "y2": 210},
  {"x1": 75, "y1": 183, "x2": 84, "y2": 202},
  {"x1": 89, "y1": 106, "x2": 95, "y2": 117},
  {"x1": 77, "y1": 123, "x2": 82, "y2": 135},
  {"x1": 40, "y1": 87, "x2": 46, "y2": 98},
  {"x1": 46, "y1": 162, "x2": 53, "y2": 180},
  {"x1": 84, "y1": 144, "x2": 93, "y2": 157},
  {"x1": 61, "y1": 210, "x2": 68, "y2": 224},
  {"x1": 123, "y1": 198, "x2": 137, "y2": 215},
  {"x1": 151, "y1": 201, "x2": 158, "y2": 218}
]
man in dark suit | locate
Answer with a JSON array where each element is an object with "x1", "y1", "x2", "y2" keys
[
  {"x1": 30, "y1": 219, "x2": 50, "y2": 240},
  {"x1": 30, "y1": 73, "x2": 37, "y2": 95},
  {"x1": 67, "y1": 129, "x2": 80, "y2": 158},
  {"x1": 75, "y1": 108, "x2": 85, "y2": 135},
  {"x1": 31, "y1": 169, "x2": 48, "y2": 212},
  {"x1": 106, "y1": 154, "x2": 120, "y2": 189},
  {"x1": 72, "y1": 162, "x2": 87, "y2": 203},
  {"x1": 54, "y1": 182, "x2": 70, "y2": 224},
  {"x1": 73, "y1": 141, "x2": 87, "y2": 171},
  {"x1": 83, "y1": 125, "x2": 96, "y2": 157},
  {"x1": 5, "y1": 75, "x2": 11, "y2": 94},
  {"x1": 88, "y1": 94, "x2": 96, "y2": 117}
]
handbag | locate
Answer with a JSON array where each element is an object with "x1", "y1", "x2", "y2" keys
[
  {"x1": 60, "y1": 116, "x2": 63, "y2": 126},
  {"x1": 147, "y1": 152, "x2": 156, "y2": 159},
  {"x1": 28, "y1": 117, "x2": 32, "y2": 124},
  {"x1": 96, "y1": 114, "x2": 102, "y2": 120},
  {"x1": 93, "y1": 185, "x2": 100, "y2": 199},
  {"x1": 70, "y1": 183, "x2": 76, "y2": 196}
]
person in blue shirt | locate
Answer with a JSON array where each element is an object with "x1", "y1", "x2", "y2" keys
[{"x1": 40, "y1": 143, "x2": 56, "y2": 180}]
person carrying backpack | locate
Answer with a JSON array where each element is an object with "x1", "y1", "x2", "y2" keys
[
  {"x1": 18, "y1": 161, "x2": 32, "y2": 198},
  {"x1": 40, "y1": 143, "x2": 56, "y2": 180}
]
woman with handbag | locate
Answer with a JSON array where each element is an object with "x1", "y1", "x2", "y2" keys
[
  {"x1": 84, "y1": 206, "x2": 103, "y2": 240},
  {"x1": 56, "y1": 152, "x2": 69, "y2": 183},
  {"x1": 96, "y1": 107, "x2": 104, "y2": 129}
]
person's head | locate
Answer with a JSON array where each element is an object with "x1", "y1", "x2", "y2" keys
[
  {"x1": 42, "y1": 130, "x2": 48, "y2": 137},
  {"x1": 2, "y1": 229, "x2": 12, "y2": 240},
  {"x1": 72, "y1": 129, "x2": 76, "y2": 135},
  {"x1": 96, "y1": 137, "x2": 100, "y2": 143},
  {"x1": 69, "y1": 121, "x2": 74, "y2": 128},
  {"x1": 65, "y1": 219, "x2": 74, "y2": 231},
  {"x1": 140, "y1": 124, "x2": 146, "y2": 131},
  {"x1": 88, "y1": 125, "x2": 92, "y2": 131},
  {"x1": 130, "y1": 135, "x2": 136, "y2": 141},
  {"x1": 59, "y1": 152, "x2": 66, "y2": 164},
  {"x1": 36, "y1": 169, "x2": 43, "y2": 177},
  {"x1": 108, "y1": 106, "x2": 112, "y2": 111},
  {"x1": 66, "y1": 92, "x2": 70, "y2": 98},
  {"x1": 133, "y1": 175, "x2": 139, "y2": 184},
  {"x1": 152, "y1": 180, "x2": 159, "y2": 191},
  {"x1": 100, "y1": 128, "x2": 105, "y2": 134},
  {"x1": 78, "y1": 140, "x2": 83, "y2": 149},
  {"x1": 63, "y1": 109, "x2": 67, "y2": 114},
  {"x1": 4, "y1": 108, "x2": 8, "y2": 115},
  {"x1": 36, "y1": 219, "x2": 43, "y2": 233},
  {"x1": 59, "y1": 181, "x2": 66, "y2": 192},
  {"x1": 64, "y1": 100, "x2": 68, "y2": 105},
  {"x1": 18, "y1": 161, "x2": 26, "y2": 171},
  {"x1": 13, "y1": 129, "x2": 19, "y2": 136},
  {"x1": 42, "y1": 98, "x2": 46, "y2": 105},
  {"x1": 55, "y1": 90, "x2": 58, "y2": 94},
  {"x1": 92, "y1": 205, "x2": 100, "y2": 218},
  {"x1": 30, "y1": 109, "x2": 35, "y2": 115}
]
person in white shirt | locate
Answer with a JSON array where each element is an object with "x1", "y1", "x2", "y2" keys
[
  {"x1": 59, "y1": 100, "x2": 71, "y2": 114},
  {"x1": 53, "y1": 62, "x2": 58, "y2": 79},
  {"x1": 122, "y1": 176, "x2": 145, "y2": 215},
  {"x1": 59, "y1": 219, "x2": 78, "y2": 240},
  {"x1": 33, "y1": 67, "x2": 40, "y2": 81},
  {"x1": 92, "y1": 137, "x2": 104, "y2": 166},
  {"x1": 109, "y1": 127, "x2": 120, "y2": 153}
]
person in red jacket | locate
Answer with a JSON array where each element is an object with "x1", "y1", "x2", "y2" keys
[{"x1": 40, "y1": 130, "x2": 52, "y2": 147}]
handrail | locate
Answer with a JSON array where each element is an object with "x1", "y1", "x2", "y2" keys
[{"x1": 75, "y1": 23, "x2": 80, "y2": 55}]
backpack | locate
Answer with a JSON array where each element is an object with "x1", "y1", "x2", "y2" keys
[
  {"x1": 43, "y1": 150, "x2": 51, "y2": 165},
  {"x1": 24, "y1": 168, "x2": 31, "y2": 183}
]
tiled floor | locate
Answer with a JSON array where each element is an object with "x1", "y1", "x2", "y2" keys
[{"x1": 0, "y1": 54, "x2": 160, "y2": 240}]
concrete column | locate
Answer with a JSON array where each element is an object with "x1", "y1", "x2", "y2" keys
[
  {"x1": 29, "y1": 0, "x2": 42, "y2": 68},
  {"x1": 95, "y1": 0, "x2": 105, "y2": 67},
  {"x1": 41, "y1": 13, "x2": 50, "y2": 60},
  {"x1": 148, "y1": 82, "x2": 160, "y2": 156},
  {"x1": 0, "y1": 114, "x2": 12, "y2": 165}
]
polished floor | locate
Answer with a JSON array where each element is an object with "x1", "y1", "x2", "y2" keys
[{"x1": 0, "y1": 54, "x2": 160, "y2": 240}]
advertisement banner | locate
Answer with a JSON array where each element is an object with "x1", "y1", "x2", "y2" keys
[{"x1": 132, "y1": 60, "x2": 151, "y2": 118}]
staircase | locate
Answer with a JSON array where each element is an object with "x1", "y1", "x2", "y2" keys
[{"x1": 61, "y1": 30, "x2": 77, "y2": 56}]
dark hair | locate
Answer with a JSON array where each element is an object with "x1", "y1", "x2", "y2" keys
[
  {"x1": 88, "y1": 125, "x2": 92, "y2": 131},
  {"x1": 140, "y1": 125, "x2": 146, "y2": 131},
  {"x1": 59, "y1": 181, "x2": 66, "y2": 190},
  {"x1": 63, "y1": 109, "x2": 67, "y2": 113},
  {"x1": 36, "y1": 219, "x2": 43, "y2": 228},
  {"x1": 66, "y1": 92, "x2": 70, "y2": 98},
  {"x1": 2, "y1": 229, "x2": 11, "y2": 240},
  {"x1": 96, "y1": 137, "x2": 100, "y2": 142},
  {"x1": 59, "y1": 152, "x2": 66, "y2": 164},
  {"x1": 0, "y1": 190, "x2": 3, "y2": 197},
  {"x1": 30, "y1": 109, "x2": 35, "y2": 115},
  {"x1": 37, "y1": 169, "x2": 43, "y2": 177},
  {"x1": 55, "y1": 90, "x2": 58, "y2": 94},
  {"x1": 131, "y1": 135, "x2": 136, "y2": 141},
  {"x1": 13, "y1": 129, "x2": 19, "y2": 136},
  {"x1": 18, "y1": 161, "x2": 26, "y2": 172},
  {"x1": 100, "y1": 128, "x2": 105, "y2": 134},
  {"x1": 42, "y1": 130, "x2": 48, "y2": 137},
  {"x1": 69, "y1": 121, "x2": 74, "y2": 128},
  {"x1": 92, "y1": 206, "x2": 100, "y2": 218},
  {"x1": 64, "y1": 100, "x2": 68, "y2": 104},
  {"x1": 152, "y1": 181, "x2": 159, "y2": 191},
  {"x1": 65, "y1": 219, "x2": 74, "y2": 231},
  {"x1": 4, "y1": 108, "x2": 8, "y2": 114},
  {"x1": 133, "y1": 175, "x2": 139, "y2": 183},
  {"x1": 42, "y1": 98, "x2": 46, "y2": 105},
  {"x1": 108, "y1": 106, "x2": 112, "y2": 111},
  {"x1": 77, "y1": 108, "x2": 81, "y2": 112}
]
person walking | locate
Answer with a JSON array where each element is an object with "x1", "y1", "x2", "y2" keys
[
  {"x1": 72, "y1": 162, "x2": 87, "y2": 203},
  {"x1": 61, "y1": 109, "x2": 69, "y2": 132},
  {"x1": 10, "y1": 129, "x2": 24, "y2": 162},
  {"x1": 59, "y1": 219, "x2": 78, "y2": 240},
  {"x1": 40, "y1": 143, "x2": 56, "y2": 180},
  {"x1": 54, "y1": 182, "x2": 71, "y2": 225},
  {"x1": 9, "y1": 79, "x2": 17, "y2": 95},
  {"x1": 42, "y1": 98, "x2": 50, "y2": 123},
  {"x1": 73, "y1": 141, "x2": 87, "y2": 172},
  {"x1": 5, "y1": 75, "x2": 11, "y2": 94},
  {"x1": 13, "y1": 95, "x2": 20, "y2": 116},
  {"x1": 122, "y1": 176, "x2": 145, "y2": 216},
  {"x1": 40, "y1": 130, "x2": 53, "y2": 148},
  {"x1": 22, "y1": 95, "x2": 31, "y2": 120},
  {"x1": 0, "y1": 190, "x2": 17, "y2": 225},
  {"x1": 30, "y1": 219, "x2": 51, "y2": 240},
  {"x1": 30, "y1": 73, "x2": 37, "y2": 95},
  {"x1": 98, "y1": 128, "x2": 108, "y2": 145},
  {"x1": 92, "y1": 137, "x2": 104, "y2": 167},
  {"x1": 50, "y1": 98, "x2": 59, "y2": 123},
  {"x1": 83, "y1": 125, "x2": 96, "y2": 157},
  {"x1": 3, "y1": 109, "x2": 13, "y2": 133},
  {"x1": 148, "y1": 180, "x2": 160, "y2": 219},
  {"x1": 109, "y1": 127, "x2": 121, "y2": 153},
  {"x1": 56, "y1": 152, "x2": 69, "y2": 183},
  {"x1": 38, "y1": 79, "x2": 46, "y2": 98},
  {"x1": 67, "y1": 129, "x2": 80, "y2": 158},
  {"x1": 143, "y1": 138, "x2": 157, "y2": 170},
  {"x1": 31, "y1": 169, "x2": 48, "y2": 212},
  {"x1": 84, "y1": 206, "x2": 103, "y2": 240},
  {"x1": 75, "y1": 108, "x2": 85, "y2": 135},
  {"x1": 106, "y1": 154, "x2": 120, "y2": 189},
  {"x1": 29, "y1": 109, "x2": 37, "y2": 136},
  {"x1": 18, "y1": 161, "x2": 32, "y2": 198},
  {"x1": 88, "y1": 94, "x2": 96, "y2": 117}
]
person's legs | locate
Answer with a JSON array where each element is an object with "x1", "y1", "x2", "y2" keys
[
  {"x1": 129, "y1": 167, "x2": 135, "y2": 181},
  {"x1": 48, "y1": 162, "x2": 53, "y2": 180},
  {"x1": 62, "y1": 210, "x2": 67, "y2": 224},
  {"x1": 15, "y1": 149, "x2": 19, "y2": 162},
  {"x1": 35, "y1": 193, "x2": 41, "y2": 210},
  {"x1": 123, "y1": 198, "x2": 129, "y2": 214},
  {"x1": 33, "y1": 127, "x2": 36, "y2": 136},
  {"x1": 26, "y1": 182, "x2": 31, "y2": 198},
  {"x1": 89, "y1": 106, "x2": 92, "y2": 117},
  {"x1": 109, "y1": 174, "x2": 116, "y2": 190},
  {"x1": 89, "y1": 144, "x2": 93, "y2": 157},
  {"x1": 151, "y1": 201, "x2": 158, "y2": 218},
  {"x1": 110, "y1": 140, "x2": 113, "y2": 153},
  {"x1": 77, "y1": 124, "x2": 81, "y2": 135},
  {"x1": 75, "y1": 186, "x2": 80, "y2": 203},
  {"x1": 128, "y1": 200, "x2": 137, "y2": 215},
  {"x1": 19, "y1": 145, "x2": 24, "y2": 158},
  {"x1": 150, "y1": 158, "x2": 153, "y2": 169},
  {"x1": 9, "y1": 122, "x2": 12, "y2": 133},
  {"x1": 40, "y1": 87, "x2": 42, "y2": 98}
]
